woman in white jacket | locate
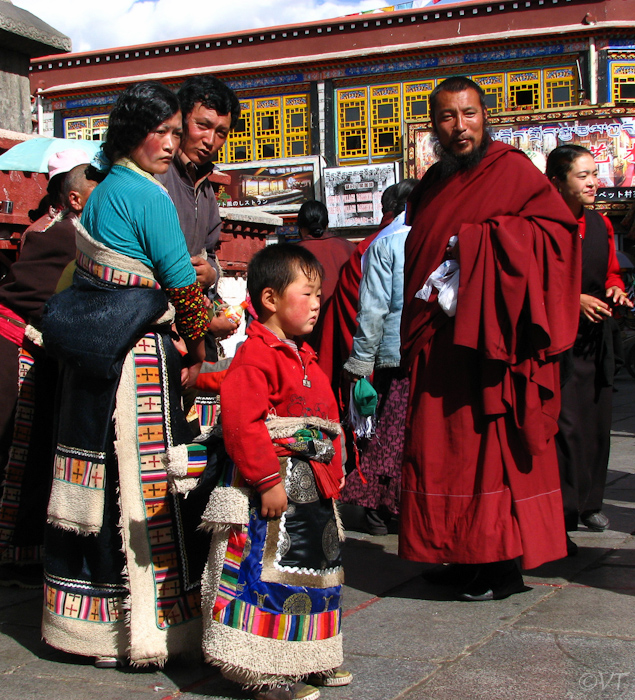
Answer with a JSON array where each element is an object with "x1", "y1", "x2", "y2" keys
[{"x1": 341, "y1": 179, "x2": 417, "y2": 535}]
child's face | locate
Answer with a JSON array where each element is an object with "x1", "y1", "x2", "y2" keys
[{"x1": 265, "y1": 269, "x2": 322, "y2": 340}]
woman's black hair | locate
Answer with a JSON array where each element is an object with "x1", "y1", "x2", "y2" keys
[
  {"x1": 381, "y1": 184, "x2": 397, "y2": 215},
  {"x1": 391, "y1": 179, "x2": 419, "y2": 217},
  {"x1": 297, "y1": 200, "x2": 329, "y2": 239},
  {"x1": 247, "y1": 243, "x2": 323, "y2": 316},
  {"x1": 103, "y1": 81, "x2": 181, "y2": 163},
  {"x1": 380, "y1": 179, "x2": 419, "y2": 217},
  {"x1": 546, "y1": 145, "x2": 593, "y2": 182}
]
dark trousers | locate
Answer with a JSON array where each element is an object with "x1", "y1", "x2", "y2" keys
[{"x1": 556, "y1": 351, "x2": 612, "y2": 531}]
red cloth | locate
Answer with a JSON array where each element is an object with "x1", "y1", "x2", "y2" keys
[
  {"x1": 577, "y1": 212, "x2": 624, "y2": 290},
  {"x1": 400, "y1": 141, "x2": 581, "y2": 570},
  {"x1": 0, "y1": 214, "x2": 77, "y2": 330},
  {"x1": 297, "y1": 235, "x2": 356, "y2": 308},
  {"x1": 0, "y1": 304, "x2": 25, "y2": 346},
  {"x1": 297, "y1": 235, "x2": 357, "y2": 351},
  {"x1": 220, "y1": 320, "x2": 342, "y2": 495},
  {"x1": 194, "y1": 367, "x2": 229, "y2": 392},
  {"x1": 317, "y1": 212, "x2": 395, "y2": 395}
]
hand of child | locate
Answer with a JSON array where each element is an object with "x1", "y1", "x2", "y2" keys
[
  {"x1": 209, "y1": 312, "x2": 238, "y2": 339},
  {"x1": 171, "y1": 327, "x2": 188, "y2": 356},
  {"x1": 181, "y1": 362, "x2": 202, "y2": 389},
  {"x1": 260, "y1": 482, "x2": 288, "y2": 519}
]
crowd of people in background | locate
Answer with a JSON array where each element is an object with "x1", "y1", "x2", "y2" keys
[{"x1": 0, "y1": 74, "x2": 632, "y2": 700}]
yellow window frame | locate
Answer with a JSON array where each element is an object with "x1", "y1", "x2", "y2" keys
[
  {"x1": 403, "y1": 80, "x2": 435, "y2": 121},
  {"x1": 612, "y1": 62, "x2": 635, "y2": 103},
  {"x1": 471, "y1": 73, "x2": 505, "y2": 114},
  {"x1": 338, "y1": 89, "x2": 368, "y2": 160},
  {"x1": 65, "y1": 115, "x2": 110, "y2": 140},
  {"x1": 255, "y1": 97, "x2": 282, "y2": 161},
  {"x1": 508, "y1": 70, "x2": 541, "y2": 111},
  {"x1": 544, "y1": 67, "x2": 577, "y2": 109},
  {"x1": 283, "y1": 95, "x2": 310, "y2": 158},
  {"x1": 370, "y1": 84, "x2": 401, "y2": 158},
  {"x1": 225, "y1": 100, "x2": 253, "y2": 164}
]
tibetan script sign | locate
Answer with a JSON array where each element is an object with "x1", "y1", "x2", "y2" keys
[{"x1": 405, "y1": 106, "x2": 635, "y2": 211}]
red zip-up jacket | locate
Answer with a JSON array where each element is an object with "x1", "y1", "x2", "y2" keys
[{"x1": 220, "y1": 320, "x2": 342, "y2": 493}]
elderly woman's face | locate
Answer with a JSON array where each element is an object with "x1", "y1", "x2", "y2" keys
[{"x1": 130, "y1": 111, "x2": 183, "y2": 175}]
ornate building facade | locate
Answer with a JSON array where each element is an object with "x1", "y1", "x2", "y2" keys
[{"x1": 28, "y1": 0, "x2": 635, "y2": 224}]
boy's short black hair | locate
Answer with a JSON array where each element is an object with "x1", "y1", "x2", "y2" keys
[{"x1": 248, "y1": 243, "x2": 323, "y2": 316}]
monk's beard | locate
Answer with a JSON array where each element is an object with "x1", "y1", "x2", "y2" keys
[{"x1": 434, "y1": 132, "x2": 491, "y2": 180}]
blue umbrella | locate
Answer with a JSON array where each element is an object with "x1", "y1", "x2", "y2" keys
[{"x1": 0, "y1": 137, "x2": 104, "y2": 173}]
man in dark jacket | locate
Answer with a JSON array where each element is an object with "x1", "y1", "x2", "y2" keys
[{"x1": 158, "y1": 76, "x2": 239, "y2": 313}]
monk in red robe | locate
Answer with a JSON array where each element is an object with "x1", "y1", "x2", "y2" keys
[{"x1": 400, "y1": 76, "x2": 581, "y2": 601}]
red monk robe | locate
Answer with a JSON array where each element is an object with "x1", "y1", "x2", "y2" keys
[
  {"x1": 317, "y1": 211, "x2": 394, "y2": 396},
  {"x1": 400, "y1": 141, "x2": 581, "y2": 570}
]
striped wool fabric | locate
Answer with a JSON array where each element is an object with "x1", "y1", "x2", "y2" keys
[
  {"x1": 212, "y1": 529, "x2": 341, "y2": 643},
  {"x1": 76, "y1": 250, "x2": 161, "y2": 289}
]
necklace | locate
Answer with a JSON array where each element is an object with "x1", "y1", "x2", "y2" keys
[
  {"x1": 300, "y1": 355, "x2": 312, "y2": 387},
  {"x1": 281, "y1": 334, "x2": 312, "y2": 387}
]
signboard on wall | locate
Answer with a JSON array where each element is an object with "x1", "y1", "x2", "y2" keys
[
  {"x1": 405, "y1": 106, "x2": 635, "y2": 211},
  {"x1": 323, "y1": 162, "x2": 400, "y2": 228},
  {"x1": 215, "y1": 156, "x2": 320, "y2": 211}
]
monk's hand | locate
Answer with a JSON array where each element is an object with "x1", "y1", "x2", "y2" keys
[
  {"x1": 191, "y1": 256, "x2": 216, "y2": 289},
  {"x1": 581, "y1": 293, "x2": 610, "y2": 323},
  {"x1": 606, "y1": 285, "x2": 634, "y2": 308},
  {"x1": 445, "y1": 235, "x2": 459, "y2": 262},
  {"x1": 260, "y1": 482, "x2": 288, "y2": 519}
]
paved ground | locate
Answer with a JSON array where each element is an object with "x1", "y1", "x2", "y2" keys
[{"x1": 2, "y1": 375, "x2": 635, "y2": 700}]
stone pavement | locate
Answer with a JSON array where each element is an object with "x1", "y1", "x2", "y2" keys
[{"x1": 2, "y1": 376, "x2": 635, "y2": 700}]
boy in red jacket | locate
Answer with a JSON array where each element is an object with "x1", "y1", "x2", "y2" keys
[{"x1": 201, "y1": 244, "x2": 351, "y2": 700}]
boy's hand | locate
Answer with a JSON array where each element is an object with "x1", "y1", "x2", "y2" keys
[
  {"x1": 181, "y1": 362, "x2": 202, "y2": 389},
  {"x1": 180, "y1": 336, "x2": 205, "y2": 388},
  {"x1": 209, "y1": 312, "x2": 238, "y2": 339},
  {"x1": 260, "y1": 482, "x2": 288, "y2": 519}
]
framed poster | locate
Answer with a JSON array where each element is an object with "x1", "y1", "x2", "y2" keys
[
  {"x1": 323, "y1": 162, "x2": 400, "y2": 228},
  {"x1": 216, "y1": 156, "x2": 321, "y2": 212}
]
